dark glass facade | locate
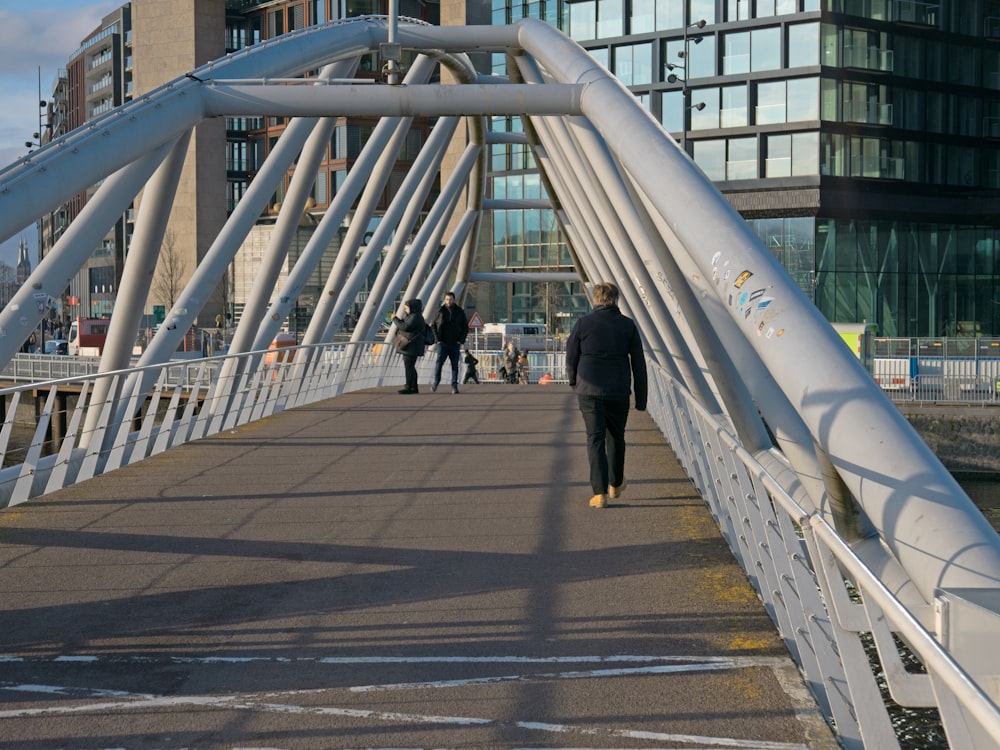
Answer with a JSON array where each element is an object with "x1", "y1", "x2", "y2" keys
[{"x1": 490, "y1": 0, "x2": 1000, "y2": 337}]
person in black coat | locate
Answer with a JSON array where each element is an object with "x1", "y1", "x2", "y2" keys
[
  {"x1": 566, "y1": 282, "x2": 647, "y2": 508},
  {"x1": 431, "y1": 291, "x2": 469, "y2": 394},
  {"x1": 462, "y1": 348, "x2": 480, "y2": 384},
  {"x1": 392, "y1": 298, "x2": 428, "y2": 394}
]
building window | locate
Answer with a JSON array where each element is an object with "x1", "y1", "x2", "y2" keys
[
  {"x1": 614, "y1": 42, "x2": 653, "y2": 85},
  {"x1": 985, "y1": 47, "x2": 1000, "y2": 90},
  {"x1": 589, "y1": 46, "x2": 610, "y2": 68},
  {"x1": 492, "y1": 0, "x2": 508, "y2": 25},
  {"x1": 757, "y1": 81, "x2": 786, "y2": 124},
  {"x1": 723, "y1": 31, "x2": 750, "y2": 74},
  {"x1": 568, "y1": 0, "x2": 623, "y2": 40},
  {"x1": 842, "y1": 27, "x2": 893, "y2": 72},
  {"x1": 690, "y1": 88, "x2": 719, "y2": 129},
  {"x1": 787, "y1": 22, "x2": 819, "y2": 68},
  {"x1": 693, "y1": 139, "x2": 726, "y2": 180},
  {"x1": 690, "y1": 0, "x2": 716, "y2": 24},
  {"x1": 727, "y1": 137, "x2": 757, "y2": 179},
  {"x1": 766, "y1": 132, "x2": 818, "y2": 177},
  {"x1": 751, "y1": 26, "x2": 781, "y2": 71},
  {"x1": 665, "y1": 33, "x2": 716, "y2": 78},
  {"x1": 630, "y1": 0, "x2": 655, "y2": 33},
  {"x1": 268, "y1": 9, "x2": 284, "y2": 36},
  {"x1": 727, "y1": 0, "x2": 750, "y2": 20},
  {"x1": 660, "y1": 88, "x2": 683, "y2": 131},
  {"x1": 314, "y1": 170, "x2": 328, "y2": 205},
  {"x1": 288, "y1": 3, "x2": 305, "y2": 30},
  {"x1": 757, "y1": 78, "x2": 818, "y2": 124},
  {"x1": 788, "y1": 78, "x2": 819, "y2": 121},
  {"x1": 721, "y1": 84, "x2": 748, "y2": 127}
]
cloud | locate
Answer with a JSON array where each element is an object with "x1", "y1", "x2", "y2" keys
[
  {"x1": 0, "y1": 2, "x2": 122, "y2": 260},
  {"x1": 0, "y1": 5, "x2": 116, "y2": 78}
]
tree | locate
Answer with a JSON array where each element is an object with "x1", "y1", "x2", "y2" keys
[{"x1": 152, "y1": 231, "x2": 187, "y2": 309}]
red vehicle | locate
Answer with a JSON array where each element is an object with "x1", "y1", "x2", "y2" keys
[{"x1": 68, "y1": 317, "x2": 110, "y2": 356}]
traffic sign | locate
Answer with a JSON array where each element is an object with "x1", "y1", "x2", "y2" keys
[{"x1": 468, "y1": 311, "x2": 484, "y2": 329}]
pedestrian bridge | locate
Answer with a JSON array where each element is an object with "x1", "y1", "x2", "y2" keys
[{"x1": 2, "y1": 17, "x2": 1000, "y2": 748}]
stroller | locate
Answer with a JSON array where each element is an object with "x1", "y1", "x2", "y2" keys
[{"x1": 497, "y1": 364, "x2": 519, "y2": 384}]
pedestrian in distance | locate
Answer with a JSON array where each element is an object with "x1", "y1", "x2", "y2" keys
[
  {"x1": 566, "y1": 282, "x2": 647, "y2": 509},
  {"x1": 392, "y1": 298, "x2": 429, "y2": 394},
  {"x1": 463, "y1": 347, "x2": 480, "y2": 384},
  {"x1": 517, "y1": 351, "x2": 530, "y2": 384},
  {"x1": 431, "y1": 291, "x2": 469, "y2": 394},
  {"x1": 501, "y1": 340, "x2": 519, "y2": 383}
]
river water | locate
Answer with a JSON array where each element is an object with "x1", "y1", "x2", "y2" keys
[{"x1": 957, "y1": 476, "x2": 1000, "y2": 531}]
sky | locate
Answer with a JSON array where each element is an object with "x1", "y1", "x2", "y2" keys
[{"x1": 0, "y1": 0, "x2": 122, "y2": 268}]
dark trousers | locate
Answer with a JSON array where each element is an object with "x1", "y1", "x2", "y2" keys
[
  {"x1": 402, "y1": 355, "x2": 419, "y2": 392},
  {"x1": 577, "y1": 395, "x2": 630, "y2": 495},
  {"x1": 434, "y1": 342, "x2": 461, "y2": 386},
  {"x1": 463, "y1": 367, "x2": 479, "y2": 384}
]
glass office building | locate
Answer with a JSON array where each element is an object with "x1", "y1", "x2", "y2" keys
[{"x1": 486, "y1": 0, "x2": 1000, "y2": 338}]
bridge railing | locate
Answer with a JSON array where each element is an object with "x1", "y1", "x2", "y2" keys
[
  {"x1": 645, "y1": 361, "x2": 1000, "y2": 749},
  {"x1": 0, "y1": 341, "x2": 425, "y2": 508},
  {"x1": 5, "y1": 339, "x2": 1000, "y2": 745}
]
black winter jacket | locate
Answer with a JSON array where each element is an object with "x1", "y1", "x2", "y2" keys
[
  {"x1": 393, "y1": 298, "x2": 428, "y2": 357},
  {"x1": 566, "y1": 304, "x2": 647, "y2": 409},
  {"x1": 433, "y1": 304, "x2": 469, "y2": 345}
]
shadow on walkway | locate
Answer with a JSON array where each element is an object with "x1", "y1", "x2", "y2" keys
[{"x1": 0, "y1": 385, "x2": 836, "y2": 748}]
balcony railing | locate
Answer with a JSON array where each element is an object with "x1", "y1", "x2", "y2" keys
[
  {"x1": 850, "y1": 153, "x2": 904, "y2": 179},
  {"x1": 89, "y1": 50, "x2": 113, "y2": 70},
  {"x1": 842, "y1": 44, "x2": 894, "y2": 72},
  {"x1": 765, "y1": 156, "x2": 792, "y2": 178},
  {"x1": 720, "y1": 107, "x2": 747, "y2": 128},
  {"x1": 843, "y1": 99, "x2": 893, "y2": 125},
  {"x1": 726, "y1": 158, "x2": 757, "y2": 180},
  {"x1": 893, "y1": 0, "x2": 939, "y2": 26}
]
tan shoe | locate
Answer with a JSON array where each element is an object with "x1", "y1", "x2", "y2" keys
[
  {"x1": 608, "y1": 479, "x2": 627, "y2": 499},
  {"x1": 589, "y1": 493, "x2": 607, "y2": 508}
]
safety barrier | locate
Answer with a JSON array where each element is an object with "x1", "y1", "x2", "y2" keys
[
  {"x1": 0, "y1": 341, "x2": 429, "y2": 508},
  {"x1": 5, "y1": 340, "x2": 1000, "y2": 745},
  {"x1": 645, "y1": 361, "x2": 1000, "y2": 749}
]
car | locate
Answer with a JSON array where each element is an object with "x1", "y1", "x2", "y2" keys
[{"x1": 44, "y1": 339, "x2": 69, "y2": 355}]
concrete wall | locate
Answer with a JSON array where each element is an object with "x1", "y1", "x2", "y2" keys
[
  {"x1": 132, "y1": 0, "x2": 228, "y2": 324},
  {"x1": 903, "y1": 409, "x2": 1000, "y2": 473}
]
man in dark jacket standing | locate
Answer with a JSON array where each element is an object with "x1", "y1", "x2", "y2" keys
[
  {"x1": 566, "y1": 282, "x2": 647, "y2": 508},
  {"x1": 431, "y1": 292, "x2": 469, "y2": 394}
]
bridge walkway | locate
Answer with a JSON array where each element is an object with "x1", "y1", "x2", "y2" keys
[{"x1": 0, "y1": 385, "x2": 837, "y2": 748}]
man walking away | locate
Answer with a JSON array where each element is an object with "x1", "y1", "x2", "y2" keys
[
  {"x1": 431, "y1": 292, "x2": 469, "y2": 394},
  {"x1": 566, "y1": 282, "x2": 647, "y2": 509}
]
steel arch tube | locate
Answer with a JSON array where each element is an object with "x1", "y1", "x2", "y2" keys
[{"x1": 513, "y1": 16, "x2": 1000, "y2": 596}]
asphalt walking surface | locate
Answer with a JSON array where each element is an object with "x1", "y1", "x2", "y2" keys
[{"x1": 0, "y1": 384, "x2": 838, "y2": 749}]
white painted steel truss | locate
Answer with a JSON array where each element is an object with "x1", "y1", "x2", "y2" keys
[{"x1": 2, "y1": 17, "x2": 1000, "y2": 747}]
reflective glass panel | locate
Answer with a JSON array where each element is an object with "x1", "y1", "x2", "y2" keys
[
  {"x1": 788, "y1": 22, "x2": 819, "y2": 67},
  {"x1": 693, "y1": 139, "x2": 726, "y2": 180},
  {"x1": 786, "y1": 78, "x2": 819, "y2": 121},
  {"x1": 724, "y1": 32, "x2": 750, "y2": 74},
  {"x1": 751, "y1": 27, "x2": 781, "y2": 71}
]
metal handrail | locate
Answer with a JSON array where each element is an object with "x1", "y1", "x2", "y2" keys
[{"x1": 645, "y1": 360, "x2": 1000, "y2": 748}]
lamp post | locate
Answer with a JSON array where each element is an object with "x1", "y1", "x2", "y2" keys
[
  {"x1": 25, "y1": 67, "x2": 47, "y2": 153},
  {"x1": 666, "y1": 19, "x2": 707, "y2": 155}
]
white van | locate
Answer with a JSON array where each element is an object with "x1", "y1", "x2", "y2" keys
[{"x1": 481, "y1": 323, "x2": 548, "y2": 350}]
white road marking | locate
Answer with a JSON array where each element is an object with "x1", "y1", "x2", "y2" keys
[
  {"x1": 0, "y1": 685, "x2": 807, "y2": 749},
  {"x1": 0, "y1": 652, "x2": 810, "y2": 750},
  {"x1": 348, "y1": 661, "x2": 746, "y2": 692}
]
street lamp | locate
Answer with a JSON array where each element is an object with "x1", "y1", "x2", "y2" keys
[
  {"x1": 25, "y1": 67, "x2": 48, "y2": 153},
  {"x1": 666, "y1": 19, "x2": 707, "y2": 155}
]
